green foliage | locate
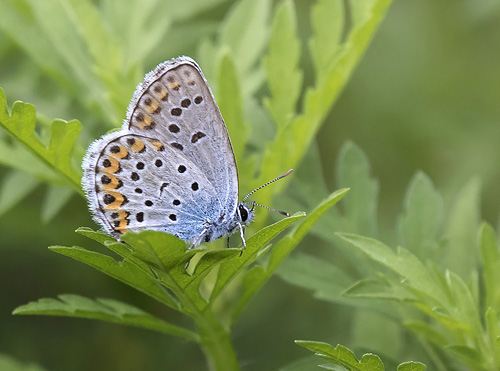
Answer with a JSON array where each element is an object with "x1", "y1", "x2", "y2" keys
[
  {"x1": 14, "y1": 190, "x2": 347, "y2": 370},
  {"x1": 1, "y1": 0, "x2": 394, "y2": 369},
  {"x1": 0, "y1": 89, "x2": 82, "y2": 192},
  {"x1": 296, "y1": 341, "x2": 426, "y2": 371},
  {"x1": 0, "y1": 354, "x2": 47, "y2": 371},
  {"x1": 278, "y1": 142, "x2": 500, "y2": 370}
]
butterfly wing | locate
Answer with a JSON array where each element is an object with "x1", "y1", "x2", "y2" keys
[
  {"x1": 126, "y1": 57, "x2": 239, "y2": 215},
  {"x1": 82, "y1": 57, "x2": 239, "y2": 241}
]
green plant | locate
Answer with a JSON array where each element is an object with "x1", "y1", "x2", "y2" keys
[
  {"x1": 0, "y1": 0, "x2": 394, "y2": 369},
  {"x1": 278, "y1": 142, "x2": 499, "y2": 370}
]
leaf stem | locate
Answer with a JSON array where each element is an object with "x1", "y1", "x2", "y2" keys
[{"x1": 195, "y1": 311, "x2": 240, "y2": 371}]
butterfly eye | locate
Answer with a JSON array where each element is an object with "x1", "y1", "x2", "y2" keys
[{"x1": 238, "y1": 205, "x2": 248, "y2": 222}]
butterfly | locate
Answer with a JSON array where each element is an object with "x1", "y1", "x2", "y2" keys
[{"x1": 82, "y1": 56, "x2": 292, "y2": 249}]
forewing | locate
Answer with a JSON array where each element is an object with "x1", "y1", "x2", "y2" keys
[{"x1": 125, "y1": 57, "x2": 239, "y2": 216}]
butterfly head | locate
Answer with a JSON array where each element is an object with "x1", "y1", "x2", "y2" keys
[{"x1": 237, "y1": 203, "x2": 255, "y2": 226}]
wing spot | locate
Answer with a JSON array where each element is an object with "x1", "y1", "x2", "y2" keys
[
  {"x1": 155, "y1": 159, "x2": 163, "y2": 167},
  {"x1": 103, "y1": 194, "x2": 115, "y2": 205},
  {"x1": 191, "y1": 131, "x2": 206, "y2": 143},
  {"x1": 169, "y1": 214, "x2": 177, "y2": 221},
  {"x1": 181, "y1": 99, "x2": 191, "y2": 108},
  {"x1": 178, "y1": 165, "x2": 186, "y2": 173},
  {"x1": 191, "y1": 182, "x2": 199, "y2": 191},
  {"x1": 136, "y1": 162, "x2": 144, "y2": 170},
  {"x1": 145, "y1": 200, "x2": 153, "y2": 207},
  {"x1": 101, "y1": 175, "x2": 111, "y2": 184},
  {"x1": 173, "y1": 199, "x2": 180, "y2": 206},
  {"x1": 194, "y1": 96, "x2": 203, "y2": 104},
  {"x1": 111, "y1": 212, "x2": 118, "y2": 219},
  {"x1": 171, "y1": 108, "x2": 182, "y2": 116},
  {"x1": 135, "y1": 188, "x2": 143, "y2": 194},
  {"x1": 171, "y1": 142, "x2": 183, "y2": 151},
  {"x1": 131, "y1": 172, "x2": 140, "y2": 181},
  {"x1": 136, "y1": 212, "x2": 144, "y2": 222},
  {"x1": 168, "y1": 124, "x2": 180, "y2": 133}
]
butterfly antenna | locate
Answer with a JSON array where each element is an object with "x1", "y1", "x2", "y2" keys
[
  {"x1": 242, "y1": 169, "x2": 293, "y2": 202},
  {"x1": 251, "y1": 201, "x2": 290, "y2": 217}
]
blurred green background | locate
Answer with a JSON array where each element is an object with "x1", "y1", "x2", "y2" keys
[{"x1": 1, "y1": 0, "x2": 499, "y2": 370}]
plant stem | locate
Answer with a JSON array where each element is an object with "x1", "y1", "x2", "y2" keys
[{"x1": 195, "y1": 312, "x2": 240, "y2": 371}]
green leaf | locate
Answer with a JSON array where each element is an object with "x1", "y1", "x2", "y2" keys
[
  {"x1": 231, "y1": 189, "x2": 349, "y2": 320},
  {"x1": 297, "y1": 340, "x2": 427, "y2": 371},
  {"x1": 277, "y1": 253, "x2": 352, "y2": 304},
  {"x1": 344, "y1": 277, "x2": 414, "y2": 302},
  {"x1": 49, "y1": 244, "x2": 179, "y2": 309},
  {"x1": 211, "y1": 212, "x2": 306, "y2": 302},
  {"x1": 337, "y1": 233, "x2": 447, "y2": 307},
  {"x1": 296, "y1": 341, "x2": 384, "y2": 370},
  {"x1": 263, "y1": 0, "x2": 302, "y2": 128},
  {"x1": 310, "y1": 0, "x2": 344, "y2": 82},
  {"x1": 445, "y1": 345, "x2": 482, "y2": 367},
  {"x1": 0, "y1": 354, "x2": 47, "y2": 371},
  {"x1": 216, "y1": 51, "x2": 248, "y2": 164},
  {"x1": 219, "y1": 0, "x2": 271, "y2": 77},
  {"x1": 397, "y1": 362, "x2": 427, "y2": 371},
  {"x1": 335, "y1": 141, "x2": 379, "y2": 237},
  {"x1": 480, "y1": 223, "x2": 500, "y2": 310},
  {"x1": 0, "y1": 170, "x2": 39, "y2": 216},
  {"x1": 485, "y1": 307, "x2": 500, "y2": 366},
  {"x1": 444, "y1": 177, "x2": 481, "y2": 279},
  {"x1": 13, "y1": 294, "x2": 199, "y2": 342},
  {"x1": 404, "y1": 320, "x2": 449, "y2": 347},
  {"x1": 444, "y1": 271, "x2": 482, "y2": 337},
  {"x1": 0, "y1": 89, "x2": 82, "y2": 192},
  {"x1": 398, "y1": 171, "x2": 443, "y2": 262}
]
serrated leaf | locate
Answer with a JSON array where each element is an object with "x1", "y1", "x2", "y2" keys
[
  {"x1": 398, "y1": 171, "x2": 443, "y2": 262},
  {"x1": 0, "y1": 89, "x2": 82, "y2": 192},
  {"x1": 296, "y1": 341, "x2": 384, "y2": 370},
  {"x1": 337, "y1": 234, "x2": 447, "y2": 307},
  {"x1": 397, "y1": 362, "x2": 427, "y2": 371},
  {"x1": 13, "y1": 294, "x2": 198, "y2": 341},
  {"x1": 310, "y1": 0, "x2": 344, "y2": 82},
  {"x1": 49, "y1": 245, "x2": 179, "y2": 309},
  {"x1": 254, "y1": 0, "x2": 392, "y2": 220},
  {"x1": 219, "y1": 0, "x2": 271, "y2": 77},
  {"x1": 217, "y1": 51, "x2": 248, "y2": 163},
  {"x1": 0, "y1": 170, "x2": 39, "y2": 216},
  {"x1": 297, "y1": 340, "x2": 427, "y2": 371},
  {"x1": 263, "y1": 0, "x2": 302, "y2": 128}
]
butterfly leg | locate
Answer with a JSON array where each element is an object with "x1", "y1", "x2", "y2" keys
[
  {"x1": 237, "y1": 222, "x2": 246, "y2": 248},
  {"x1": 226, "y1": 236, "x2": 231, "y2": 249},
  {"x1": 188, "y1": 229, "x2": 207, "y2": 250}
]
